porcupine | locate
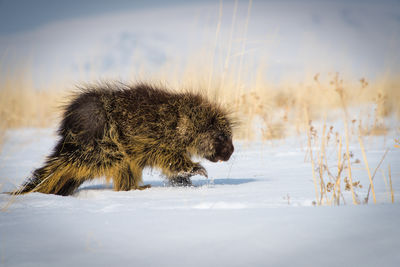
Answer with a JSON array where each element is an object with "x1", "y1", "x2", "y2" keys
[{"x1": 14, "y1": 82, "x2": 234, "y2": 196}]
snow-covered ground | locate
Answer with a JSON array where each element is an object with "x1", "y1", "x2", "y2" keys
[{"x1": 1, "y1": 128, "x2": 399, "y2": 266}]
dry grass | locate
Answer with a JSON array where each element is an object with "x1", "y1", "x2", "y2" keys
[
  {"x1": 203, "y1": 72, "x2": 400, "y2": 141},
  {"x1": 388, "y1": 165, "x2": 394, "y2": 203},
  {"x1": 364, "y1": 149, "x2": 389, "y2": 204},
  {"x1": 1, "y1": 69, "x2": 399, "y2": 140},
  {"x1": 302, "y1": 74, "x2": 397, "y2": 206},
  {"x1": 358, "y1": 133, "x2": 376, "y2": 203},
  {"x1": 305, "y1": 121, "x2": 396, "y2": 206},
  {"x1": 0, "y1": 68, "x2": 64, "y2": 129},
  {"x1": 305, "y1": 120, "x2": 390, "y2": 206}
]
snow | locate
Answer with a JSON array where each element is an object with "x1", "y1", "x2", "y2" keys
[{"x1": 1, "y1": 128, "x2": 399, "y2": 266}]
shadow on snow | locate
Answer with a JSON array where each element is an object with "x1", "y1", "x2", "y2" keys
[{"x1": 75, "y1": 178, "x2": 257, "y2": 193}]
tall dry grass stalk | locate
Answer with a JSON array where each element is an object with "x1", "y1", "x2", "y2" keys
[
  {"x1": 332, "y1": 134, "x2": 343, "y2": 205},
  {"x1": 364, "y1": 149, "x2": 389, "y2": 204},
  {"x1": 380, "y1": 165, "x2": 395, "y2": 204},
  {"x1": 305, "y1": 107, "x2": 320, "y2": 205},
  {"x1": 358, "y1": 133, "x2": 376, "y2": 204},
  {"x1": 207, "y1": 0, "x2": 223, "y2": 95},
  {"x1": 388, "y1": 164, "x2": 394, "y2": 203},
  {"x1": 234, "y1": 0, "x2": 252, "y2": 99},
  {"x1": 334, "y1": 75, "x2": 358, "y2": 205},
  {"x1": 318, "y1": 120, "x2": 329, "y2": 205}
]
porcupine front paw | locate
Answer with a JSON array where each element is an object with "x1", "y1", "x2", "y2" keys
[
  {"x1": 190, "y1": 164, "x2": 208, "y2": 178},
  {"x1": 169, "y1": 164, "x2": 208, "y2": 187}
]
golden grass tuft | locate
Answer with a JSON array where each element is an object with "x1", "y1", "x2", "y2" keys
[{"x1": 0, "y1": 68, "x2": 64, "y2": 129}]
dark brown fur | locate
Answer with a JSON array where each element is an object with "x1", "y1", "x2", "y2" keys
[{"x1": 15, "y1": 83, "x2": 234, "y2": 196}]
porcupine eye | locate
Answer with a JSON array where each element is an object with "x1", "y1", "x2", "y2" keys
[{"x1": 217, "y1": 134, "x2": 226, "y2": 142}]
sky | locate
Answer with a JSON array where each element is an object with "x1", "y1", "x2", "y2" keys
[
  {"x1": 0, "y1": 0, "x2": 399, "y2": 88},
  {"x1": 0, "y1": 0, "x2": 198, "y2": 35}
]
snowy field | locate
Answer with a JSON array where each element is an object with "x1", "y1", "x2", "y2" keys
[{"x1": 1, "y1": 128, "x2": 399, "y2": 267}]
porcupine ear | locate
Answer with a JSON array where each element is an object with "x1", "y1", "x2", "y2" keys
[{"x1": 208, "y1": 114, "x2": 217, "y2": 128}]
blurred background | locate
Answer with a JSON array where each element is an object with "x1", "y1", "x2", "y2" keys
[{"x1": 0, "y1": 0, "x2": 399, "y2": 139}]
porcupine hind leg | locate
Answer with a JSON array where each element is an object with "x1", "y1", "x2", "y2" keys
[
  {"x1": 16, "y1": 156, "x2": 91, "y2": 196},
  {"x1": 54, "y1": 176, "x2": 86, "y2": 196}
]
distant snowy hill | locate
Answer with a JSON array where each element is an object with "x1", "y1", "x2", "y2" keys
[{"x1": 1, "y1": 0, "x2": 399, "y2": 88}]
